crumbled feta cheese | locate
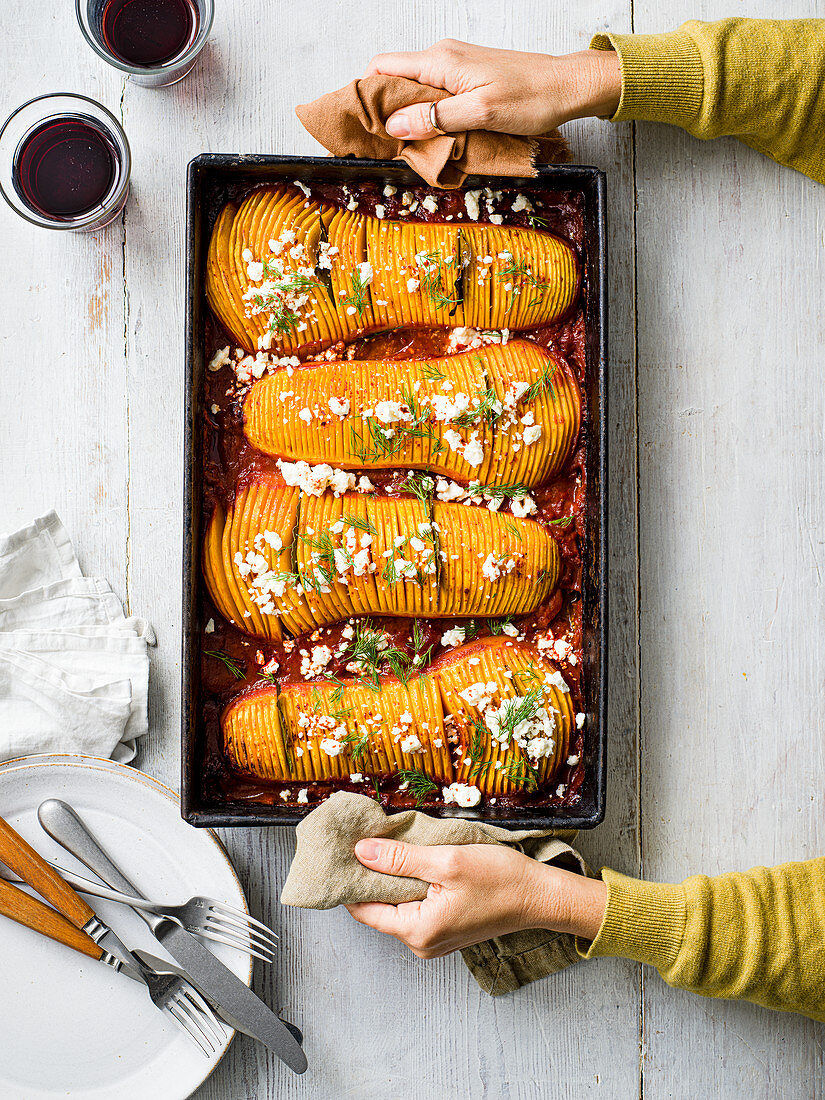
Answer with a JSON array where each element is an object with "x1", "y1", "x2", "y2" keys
[
  {"x1": 350, "y1": 773, "x2": 363, "y2": 783},
  {"x1": 440, "y1": 626, "x2": 465, "y2": 647},
  {"x1": 204, "y1": 618, "x2": 215, "y2": 634},
  {"x1": 442, "y1": 782, "x2": 482, "y2": 807},
  {"x1": 576, "y1": 712, "x2": 586, "y2": 729},
  {"x1": 208, "y1": 346, "x2": 231, "y2": 372},
  {"x1": 400, "y1": 733, "x2": 424, "y2": 754},
  {"x1": 511, "y1": 193, "x2": 533, "y2": 213},
  {"x1": 329, "y1": 396, "x2": 350, "y2": 417},
  {"x1": 464, "y1": 189, "x2": 481, "y2": 220},
  {"x1": 422, "y1": 195, "x2": 438, "y2": 213},
  {"x1": 297, "y1": 788, "x2": 309, "y2": 803}
]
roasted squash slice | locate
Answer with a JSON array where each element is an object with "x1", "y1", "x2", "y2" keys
[
  {"x1": 433, "y1": 636, "x2": 574, "y2": 795},
  {"x1": 221, "y1": 637, "x2": 572, "y2": 794},
  {"x1": 203, "y1": 481, "x2": 560, "y2": 638},
  {"x1": 206, "y1": 185, "x2": 580, "y2": 354},
  {"x1": 243, "y1": 339, "x2": 580, "y2": 488}
]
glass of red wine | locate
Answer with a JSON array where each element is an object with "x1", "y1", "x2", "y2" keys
[
  {"x1": 0, "y1": 94, "x2": 131, "y2": 232},
  {"x1": 76, "y1": 0, "x2": 213, "y2": 87}
]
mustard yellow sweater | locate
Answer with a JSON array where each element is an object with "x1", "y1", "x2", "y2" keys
[
  {"x1": 590, "y1": 19, "x2": 825, "y2": 184},
  {"x1": 578, "y1": 860, "x2": 825, "y2": 1022},
  {"x1": 577, "y1": 18, "x2": 824, "y2": 1022}
]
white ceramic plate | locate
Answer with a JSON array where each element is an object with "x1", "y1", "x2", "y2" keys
[{"x1": 0, "y1": 754, "x2": 251, "y2": 1100}]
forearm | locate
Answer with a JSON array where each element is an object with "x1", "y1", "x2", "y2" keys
[
  {"x1": 590, "y1": 19, "x2": 825, "y2": 184},
  {"x1": 577, "y1": 858, "x2": 825, "y2": 1022}
]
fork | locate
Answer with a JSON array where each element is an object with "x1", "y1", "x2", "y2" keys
[
  {"x1": 0, "y1": 815, "x2": 224, "y2": 1057},
  {"x1": 0, "y1": 860, "x2": 277, "y2": 963},
  {"x1": 125, "y1": 950, "x2": 226, "y2": 1056}
]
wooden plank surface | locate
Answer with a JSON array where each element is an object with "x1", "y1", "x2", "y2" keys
[{"x1": 0, "y1": 0, "x2": 821, "y2": 1096}]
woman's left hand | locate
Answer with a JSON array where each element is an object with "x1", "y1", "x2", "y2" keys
[{"x1": 345, "y1": 838, "x2": 607, "y2": 957}]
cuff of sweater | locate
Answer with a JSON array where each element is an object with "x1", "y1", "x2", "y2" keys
[
  {"x1": 589, "y1": 30, "x2": 704, "y2": 128},
  {"x1": 575, "y1": 868, "x2": 687, "y2": 970}
]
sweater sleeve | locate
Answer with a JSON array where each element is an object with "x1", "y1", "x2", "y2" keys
[
  {"x1": 577, "y1": 858, "x2": 825, "y2": 1021},
  {"x1": 590, "y1": 19, "x2": 825, "y2": 185}
]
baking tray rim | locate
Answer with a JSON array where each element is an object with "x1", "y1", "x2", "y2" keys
[{"x1": 181, "y1": 153, "x2": 608, "y2": 830}]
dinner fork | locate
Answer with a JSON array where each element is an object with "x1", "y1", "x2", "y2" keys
[{"x1": 1, "y1": 860, "x2": 277, "y2": 963}]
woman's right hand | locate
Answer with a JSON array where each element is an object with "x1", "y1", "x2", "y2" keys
[{"x1": 365, "y1": 40, "x2": 622, "y2": 141}]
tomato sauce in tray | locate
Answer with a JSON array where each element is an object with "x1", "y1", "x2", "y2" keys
[{"x1": 197, "y1": 177, "x2": 591, "y2": 814}]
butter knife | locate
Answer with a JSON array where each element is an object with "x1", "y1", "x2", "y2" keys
[{"x1": 38, "y1": 799, "x2": 307, "y2": 1075}]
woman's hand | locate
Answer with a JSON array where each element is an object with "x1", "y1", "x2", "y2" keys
[
  {"x1": 365, "y1": 40, "x2": 621, "y2": 141},
  {"x1": 345, "y1": 838, "x2": 607, "y2": 958}
]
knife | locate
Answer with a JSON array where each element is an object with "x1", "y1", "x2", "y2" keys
[{"x1": 38, "y1": 799, "x2": 308, "y2": 1075}]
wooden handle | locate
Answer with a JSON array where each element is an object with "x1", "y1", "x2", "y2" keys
[
  {"x1": 0, "y1": 816, "x2": 95, "y2": 929},
  {"x1": 0, "y1": 878, "x2": 102, "y2": 960}
]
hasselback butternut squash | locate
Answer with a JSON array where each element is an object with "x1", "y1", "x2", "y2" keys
[
  {"x1": 203, "y1": 482, "x2": 560, "y2": 639},
  {"x1": 243, "y1": 339, "x2": 580, "y2": 488},
  {"x1": 221, "y1": 637, "x2": 573, "y2": 795},
  {"x1": 206, "y1": 185, "x2": 580, "y2": 354}
]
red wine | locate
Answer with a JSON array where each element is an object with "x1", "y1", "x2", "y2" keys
[
  {"x1": 13, "y1": 116, "x2": 117, "y2": 220},
  {"x1": 101, "y1": 0, "x2": 198, "y2": 67}
]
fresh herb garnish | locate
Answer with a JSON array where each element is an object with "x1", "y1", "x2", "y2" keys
[
  {"x1": 343, "y1": 266, "x2": 370, "y2": 318},
  {"x1": 396, "y1": 769, "x2": 439, "y2": 806},
  {"x1": 525, "y1": 362, "x2": 559, "y2": 402},
  {"x1": 466, "y1": 481, "x2": 531, "y2": 500},
  {"x1": 350, "y1": 386, "x2": 442, "y2": 463},
  {"x1": 487, "y1": 616, "x2": 515, "y2": 636},
  {"x1": 502, "y1": 757, "x2": 539, "y2": 790},
  {"x1": 452, "y1": 376, "x2": 502, "y2": 429},
  {"x1": 498, "y1": 258, "x2": 554, "y2": 312},
  {"x1": 342, "y1": 513, "x2": 376, "y2": 535},
  {"x1": 399, "y1": 470, "x2": 435, "y2": 506},
  {"x1": 415, "y1": 249, "x2": 459, "y2": 310},
  {"x1": 549, "y1": 516, "x2": 573, "y2": 528},
  {"x1": 205, "y1": 649, "x2": 245, "y2": 679}
]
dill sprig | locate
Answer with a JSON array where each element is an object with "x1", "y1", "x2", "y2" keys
[
  {"x1": 258, "y1": 669, "x2": 279, "y2": 685},
  {"x1": 505, "y1": 522, "x2": 523, "y2": 542},
  {"x1": 399, "y1": 470, "x2": 435, "y2": 506},
  {"x1": 343, "y1": 266, "x2": 370, "y2": 317},
  {"x1": 452, "y1": 378, "x2": 502, "y2": 429},
  {"x1": 497, "y1": 688, "x2": 544, "y2": 744},
  {"x1": 549, "y1": 516, "x2": 573, "y2": 528},
  {"x1": 341, "y1": 730, "x2": 371, "y2": 761},
  {"x1": 524, "y1": 362, "x2": 559, "y2": 402},
  {"x1": 205, "y1": 649, "x2": 245, "y2": 680},
  {"x1": 498, "y1": 258, "x2": 554, "y2": 311},
  {"x1": 350, "y1": 386, "x2": 442, "y2": 463},
  {"x1": 502, "y1": 757, "x2": 539, "y2": 790},
  {"x1": 487, "y1": 616, "x2": 515, "y2": 637},
  {"x1": 397, "y1": 769, "x2": 439, "y2": 806},
  {"x1": 528, "y1": 215, "x2": 549, "y2": 229},
  {"x1": 415, "y1": 249, "x2": 459, "y2": 309},
  {"x1": 253, "y1": 263, "x2": 321, "y2": 337},
  {"x1": 342, "y1": 513, "x2": 376, "y2": 535},
  {"x1": 420, "y1": 362, "x2": 445, "y2": 381},
  {"x1": 465, "y1": 481, "x2": 531, "y2": 500}
]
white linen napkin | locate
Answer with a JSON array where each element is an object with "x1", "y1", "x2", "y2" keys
[{"x1": 0, "y1": 512, "x2": 155, "y2": 763}]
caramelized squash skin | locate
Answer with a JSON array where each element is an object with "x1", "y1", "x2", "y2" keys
[
  {"x1": 202, "y1": 482, "x2": 560, "y2": 639},
  {"x1": 221, "y1": 637, "x2": 573, "y2": 793},
  {"x1": 243, "y1": 340, "x2": 581, "y2": 488},
  {"x1": 206, "y1": 186, "x2": 580, "y2": 354}
]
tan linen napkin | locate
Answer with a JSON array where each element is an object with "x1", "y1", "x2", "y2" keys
[
  {"x1": 296, "y1": 75, "x2": 570, "y2": 189},
  {"x1": 281, "y1": 792, "x2": 590, "y2": 996}
]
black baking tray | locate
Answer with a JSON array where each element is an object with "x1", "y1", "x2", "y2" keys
[{"x1": 182, "y1": 154, "x2": 607, "y2": 829}]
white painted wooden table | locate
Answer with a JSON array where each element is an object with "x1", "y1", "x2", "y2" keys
[{"x1": 2, "y1": 0, "x2": 823, "y2": 1095}]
